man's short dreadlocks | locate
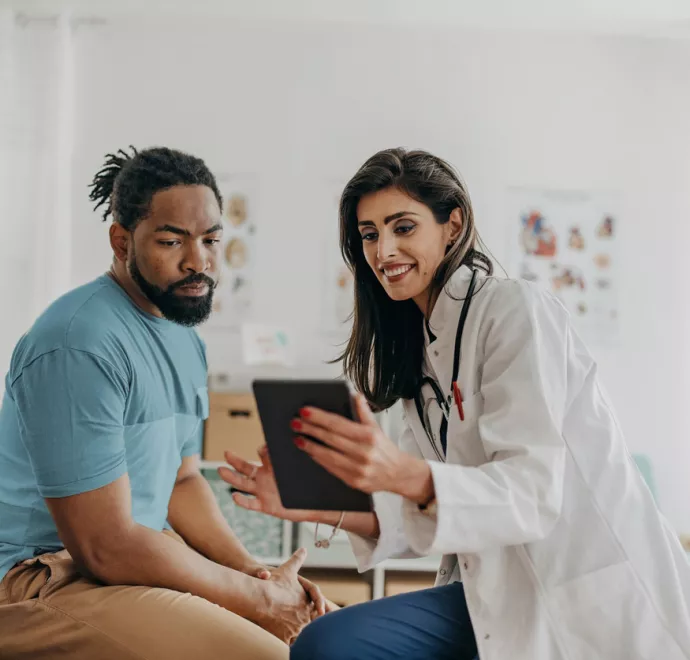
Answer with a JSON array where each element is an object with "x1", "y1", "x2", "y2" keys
[{"x1": 88, "y1": 146, "x2": 223, "y2": 229}]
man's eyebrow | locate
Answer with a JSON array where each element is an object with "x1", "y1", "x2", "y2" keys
[
  {"x1": 154, "y1": 224, "x2": 189, "y2": 236},
  {"x1": 154, "y1": 223, "x2": 223, "y2": 235}
]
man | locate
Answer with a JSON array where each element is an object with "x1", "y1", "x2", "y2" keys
[{"x1": 0, "y1": 146, "x2": 323, "y2": 659}]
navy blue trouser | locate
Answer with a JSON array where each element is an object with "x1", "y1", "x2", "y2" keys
[{"x1": 291, "y1": 582, "x2": 478, "y2": 660}]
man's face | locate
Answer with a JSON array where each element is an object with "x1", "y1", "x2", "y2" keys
[{"x1": 127, "y1": 185, "x2": 222, "y2": 326}]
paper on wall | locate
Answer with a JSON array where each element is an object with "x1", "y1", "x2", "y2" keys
[
  {"x1": 241, "y1": 323, "x2": 294, "y2": 366},
  {"x1": 506, "y1": 187, "x2": 619, "y2": 347}
]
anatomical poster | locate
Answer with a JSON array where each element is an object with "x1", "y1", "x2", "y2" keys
[
  {"x1": 209, "y1": 174, "x2": 258, "y2": 328},
  {"x1": 506, "y1": 188, "x2": 619, "y2": 346}
]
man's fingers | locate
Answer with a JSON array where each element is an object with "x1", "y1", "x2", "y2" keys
[
  {"x1": 298, "y1": 576, "x2": 326, "y2": 617},
  {"x1": 280, "y1": 547, "x2": 307, "y2": 575},
  {"x1": 218, "y1": 466, "x2": 257, "y2": 495}
]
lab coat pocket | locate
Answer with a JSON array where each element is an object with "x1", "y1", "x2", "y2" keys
[
  {"x1": 547, "y1": 560, "x2": 685, "y2": 660},
  {"x1": 447, "y1": 391, "x2": 486, "y2": 466},
  {"x1": 458, "y1": 390, "x2": 483, "y2": 425}
]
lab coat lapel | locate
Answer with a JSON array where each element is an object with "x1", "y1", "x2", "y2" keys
[{"x1": 423, "y1": 266, "x2": 474, "y2": 399}]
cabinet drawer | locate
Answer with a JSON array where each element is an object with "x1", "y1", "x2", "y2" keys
[
  {"x1": 301, "y1": 569, "x2": 372, "y2": 607},
  {"x1": 385, "y1": 572, "x2": 435, "y2": 597},
  {"x1": 203, "y1": 392, "x2": 265, "y2": 462}
]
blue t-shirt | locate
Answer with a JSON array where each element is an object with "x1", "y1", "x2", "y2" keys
[{"x1": 0, "y1": 275, "x2": 209, "y2": 581}]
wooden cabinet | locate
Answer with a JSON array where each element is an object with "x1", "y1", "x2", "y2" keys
[
  {"x1": 384, "y1": 572, "x2": 436, "y2": 597},
  {"x1": 301, "y1": 568, "x2": 372, "y2": 607},
  {"x1": 203, "y1": 391, "x2": 265, "y2": 462}
]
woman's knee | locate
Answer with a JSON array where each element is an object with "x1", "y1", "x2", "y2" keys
[{"x1": 290, "y1": 612, "x2": 352, "y2": 660}]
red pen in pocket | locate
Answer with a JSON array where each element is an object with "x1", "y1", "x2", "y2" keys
[{"x1": 452, "y1": 381, "x2": 465, "y2": 421}]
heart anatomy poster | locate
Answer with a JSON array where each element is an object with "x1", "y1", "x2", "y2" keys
[{"x1": 506, "y1": 188, "x2": 619, "y2": 346}]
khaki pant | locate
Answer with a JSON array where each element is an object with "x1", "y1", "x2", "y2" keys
[{"x1": 0, "y1": 532, "x2": 288, "y2": 660}]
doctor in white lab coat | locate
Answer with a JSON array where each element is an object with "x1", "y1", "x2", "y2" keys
[{"x1": 221, "y1": 148, "x2": 690, "y2": 660}]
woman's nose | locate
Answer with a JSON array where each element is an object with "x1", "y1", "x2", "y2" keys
[{"x1": 377, "y1": 233, "x2": 398, "y2": 261}]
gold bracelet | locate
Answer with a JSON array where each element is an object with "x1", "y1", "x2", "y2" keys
[{"x1": 314, "y1": 511, "x2": 346, "y2": 549}]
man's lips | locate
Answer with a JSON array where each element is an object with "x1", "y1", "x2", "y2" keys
[{"x1": 176, "y1": 283, "x2": 210, "y2": 296}]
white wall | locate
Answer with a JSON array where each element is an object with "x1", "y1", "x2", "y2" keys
[
  {"x1": 0, "y1": 17, "x2": 73, "y2": 392},
  {"x1": 68, "y1": 19, "x2": 690, "y2": 530}
]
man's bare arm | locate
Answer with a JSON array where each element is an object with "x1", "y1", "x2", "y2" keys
[
  {"x1": 167, "y1": 455, "x2": 262, "y2": 574},
  {"x1": 46, "y1": 473, "x2": 310, "y2": 641}
]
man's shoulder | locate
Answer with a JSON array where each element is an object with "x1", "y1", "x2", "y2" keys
[{"x1": 9, "y1": 276, "x2": 132, "y2": 381}]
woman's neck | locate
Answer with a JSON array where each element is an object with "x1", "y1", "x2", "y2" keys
[{"x1": 412, "y1": 287, "x2": 439, "y2": 320}]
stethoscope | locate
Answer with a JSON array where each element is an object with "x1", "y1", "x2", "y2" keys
[{"x1": 413, "y1": 269, "x2": 478, "y2": 461}]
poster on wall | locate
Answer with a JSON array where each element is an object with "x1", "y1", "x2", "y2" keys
[
  {"x1": 321, "y1": 181, "x2": 354, "y2": 334},
  {"x1": 241, "y1": 323, "x2": 294, "y2": 366},
  {"x1": 208, "y1": 174, "x2": 258, "y2": 329},
  {"x1": 506, "y1": 188, "x2": 619, "y2": 347}
]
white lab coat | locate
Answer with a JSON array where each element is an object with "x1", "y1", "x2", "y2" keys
[{"x1": 349, "y1": 266, "x2": 690, "y2": 660}]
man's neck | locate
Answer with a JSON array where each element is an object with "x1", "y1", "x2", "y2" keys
[{"x1": 108, "y1": 263, "x2": 162, "y2": 318}]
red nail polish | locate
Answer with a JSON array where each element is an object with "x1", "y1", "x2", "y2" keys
[
  {"x1": 294, "y1": 437, "x2": 306, "y2": 449},
  {"x1": 291, "y1": 420, "x2": 302, "y2": 431},
  {"x1": 299, "y1": 408, "x2": 311, "y2": 418}
]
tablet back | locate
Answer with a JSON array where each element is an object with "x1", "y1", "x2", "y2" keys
[{"x1": 252, "y1": 379, "x2": 373, "y2": 512}]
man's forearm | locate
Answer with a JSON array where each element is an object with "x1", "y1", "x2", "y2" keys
[
  {"x1": 168, "y1": 471, "x2": 257, "y2": 570},
  {"x1": 85, "y1": 523, "x2": 265, "y2": 622}
]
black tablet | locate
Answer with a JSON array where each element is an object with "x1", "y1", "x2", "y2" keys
[{"x1": 252, "y1": 379, "x2": 374, "y2": 512}]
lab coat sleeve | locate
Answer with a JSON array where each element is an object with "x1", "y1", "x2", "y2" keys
[
  {"x1": 348, "y1": 426, "x2": 423, "y2": 572},
  {"x1": 403, "y1": 281, "x2": 569, "y2": 556}
]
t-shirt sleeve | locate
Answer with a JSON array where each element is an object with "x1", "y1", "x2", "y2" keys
[
  {"x1": 181, "y1": 419, "x2": 203, "y2": 458},
  {"x1": 11, "y1": 348, "x2": 129, "y2": 498},
  {"x1": 180, "y1": 386, "x2": 209, "y2": 458}
]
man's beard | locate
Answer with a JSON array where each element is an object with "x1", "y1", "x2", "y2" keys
[{"x1": 129, "y1": 257, "x2": 216, "y2": 327}]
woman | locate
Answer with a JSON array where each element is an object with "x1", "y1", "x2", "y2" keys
[{"x1": 221, "y1": 149, "x2": 690, "y2": 660}]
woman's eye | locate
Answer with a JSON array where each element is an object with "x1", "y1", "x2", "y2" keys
[
  {"x1": 361, "y1": 232, "x2": 378, "y2": 242},
  {"x1": 395, "y1": 224, "x2": 414, "y2": 235}
]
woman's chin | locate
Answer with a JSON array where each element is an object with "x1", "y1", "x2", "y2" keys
[{"x1": 382, "y1": 284, "x2": 424, "y2": 303}]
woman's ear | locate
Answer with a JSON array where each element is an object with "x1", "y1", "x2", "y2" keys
[{"x1": 448, "y1": 208, "x2": 463, "y2": 243}]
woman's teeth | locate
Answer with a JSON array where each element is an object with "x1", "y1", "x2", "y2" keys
[{"x1": 384, "y1": 265, "x2": 413, "y2": 277}]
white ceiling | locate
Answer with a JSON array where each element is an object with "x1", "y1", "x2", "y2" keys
[{"x1": 4, "y1": 0, "x2": 690, "y2": 38}]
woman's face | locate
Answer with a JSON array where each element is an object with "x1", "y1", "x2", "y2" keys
[{"x1": 356, "y1": 187, "x2": 461, "y2": 312}]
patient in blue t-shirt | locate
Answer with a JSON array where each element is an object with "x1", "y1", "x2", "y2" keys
[{"x1": 0, "y1": 147, "x2": 320, "y2": 660}]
